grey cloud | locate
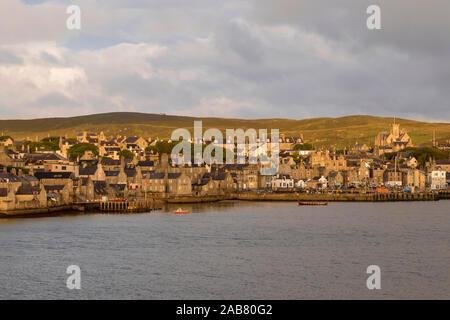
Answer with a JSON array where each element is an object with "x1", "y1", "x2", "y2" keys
[
  {"x1": 35, "y1": 92, "x2": 78, "y2": 108},
  {"x1": 0, "y1": 49, "x2": 23, "y2": 64},
  {"x1": 1, "y1": 0, "x2": 449, "y2": 121}
]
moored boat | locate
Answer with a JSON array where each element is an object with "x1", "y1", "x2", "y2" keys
[
  {"x1": 298, "y1": 201, "x2": 328, "y2": 206},
  {"x1": 174, "y1": 208, "x2": 189, "y2": 214}
]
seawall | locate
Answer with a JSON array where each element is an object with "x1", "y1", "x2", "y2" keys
[
  {"x1": 233, "y1": 192, "x2": 441, "y2": 202},
  {"x1": 0, "y1": 205, "x2": 76, "y2": 217}
]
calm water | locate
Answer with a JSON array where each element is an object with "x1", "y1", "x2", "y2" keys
[{"x1": 0, "y1": 201, "x2": 449, "y2": 299}]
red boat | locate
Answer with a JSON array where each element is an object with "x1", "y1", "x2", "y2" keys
[
  {"x1": 174, "y1": 208, "x2": 189, "y2": 214},
  {"x1": 298, "y1": 201, "x2": 328, "y2": 206}
]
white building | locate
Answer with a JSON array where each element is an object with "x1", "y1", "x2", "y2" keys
[
  {"x1": 318, "y1": 176, "x2": 328, "y2": 189},
  {"x1": 428, "y1": 169, "x2": 447, "y2": 190},
  {"x1": 271, "y1": 174, "x2": 294, "y2": 189},
  {"x1": 295, "y1": 179, "x2": 306, "y2": 189}
]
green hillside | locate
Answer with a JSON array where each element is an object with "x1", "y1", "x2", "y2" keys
[{"x1": 0, "y1": 113, "x2": 449, "y2": 149}]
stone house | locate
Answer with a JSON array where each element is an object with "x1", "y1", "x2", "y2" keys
[
  {"x1": 144, "y1": 171, "x2": 192, "y2": 196},
  {"x1": 369, "y1": 167, "x2": 385, "y2": 186},
  {"x1": 45, "y1": 184, "x2": 71, "y2": 205},
  {"x1": 79, "y1": 163, "x2": 106, "y2": 181},
  {"x1": 34, "y1": 171, "x2": 75, "y2": 204},
  {"x1": 383, "y1": 169, "x2": 403, "y2": 187},
  {"x1": 145, "y1": 172, "x2": 166, "y2": 193},
  {"x1": 351, "y1": 143, "x2": 370, "y2": 154},
  {"x1": 402, "y1": 169, "x2": 426, "y2": 191},
  {"x1": 120, "y1": 137, "x2": 148, "y2": 151},
  {"x1": 0, "y1": 183, "x2": 47, "y2": 211},
  {"x1": 305, "y1": 176, "x2": 327, "y2": 189},
  {"x1": 100, "y1": 146, "x2": 121, "y2": 160},
  {"x1": 327, "y1": 171, "x2": 344, "y2": 188},
  {"x1": 0, "y1": 146, "x2": 25, "y2": 168},
  {"x1": 192, "y1": 171, "x2": 233, "y2": 196},
  {"x1": 75, "y1": 177, "x2": 95, "y2": 201},
  {"x1": 167, "y1": 172, "x2": 192, "y2": 196},
  {"x1": 222, "y1": 164, "x2": 259, "y2": 190},
  {"x1": 291, "y1": 163, "x2": 317, "y2": 181}
]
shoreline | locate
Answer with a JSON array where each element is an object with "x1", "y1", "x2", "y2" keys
[
  {"x1": 0, "y1": 205, "x2": 76, "y2": 218},
  {"x1": 1, "y1": 191, "x2": 449, "y2": 218}
]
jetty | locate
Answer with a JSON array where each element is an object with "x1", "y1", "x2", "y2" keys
[{"x1": 73, "y1": 198, "x2": 163, "y2": 213}]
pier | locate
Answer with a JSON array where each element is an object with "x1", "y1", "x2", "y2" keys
[
  {"x1": 99, "y1": 199, "x2": 156, "y2": 213},
  {"x1": 74, "y1": 199, "x2": 160, "y2": 213}
]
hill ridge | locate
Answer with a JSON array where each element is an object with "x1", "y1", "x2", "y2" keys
[{"x1": 0, "y1": 112, "x2": 449, "y2": 148}]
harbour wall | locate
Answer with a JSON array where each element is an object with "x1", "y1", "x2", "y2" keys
[{"x1": 1, "y1": 191, "x2": 448, "y2": 217}]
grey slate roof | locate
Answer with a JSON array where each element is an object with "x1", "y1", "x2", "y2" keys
[
  {"x1": 16, "y1": 185, "x2": 40, "y2": 195},
  {"x1": 79, "y1": 166, "x2": 98, "y2": 176},
  {"x1": 34, "y1": 172, "x2": 73, "y2": 179},
  {"x1": 44, "y1": 185, "x2": 65, "y2": 191}
]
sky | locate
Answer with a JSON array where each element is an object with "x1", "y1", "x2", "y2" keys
[{"x1": 0, "y1": 0, "x2": 449, "y2": 121}]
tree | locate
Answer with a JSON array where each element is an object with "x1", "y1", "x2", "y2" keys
[
  {"x1": 145, "y1": 141, "x2": 178, "y2": 155},
  {"x1": 146, "y1": 141, "x2": 229, "y2": 162},
  {"x1": 293, "y1": 143, "x2": 314, "y2": 150},
  {"x1": 292, "y1": 152, "x2": 301, "y2": 164},
  {"x1": 384, "y1": 147, "x2": 449, "y2": 167},
  {"x1": 0, "y1": 135, "x2": 13, "y2": 141},
  {"x1": 23, "y1": 138, "x2": 60, "y2": 152},
  {"x1": 120, "y1": 149, "x2": 135, "y2": 159},
  {"x1": 68, "y1": 143, "x2": 98, "y2": 160}
]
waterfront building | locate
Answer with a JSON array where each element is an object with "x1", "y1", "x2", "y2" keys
[
  {"x1": 222, "y1": 163, "x2": 259, "y2": 190},
  {"x1": 428, "y1": 169, "x2": 447, "y2": 190},
  {"x1": 369, "y1": 167, "x2": 385, "y2": 186},
  {"x1": 305, "y1": 176, "x2": 327, "y2": 189},
  {"x1": 327, "y1": 171, "x2": 344, "y2": 188},
  {"x1": 402, "y1": 169, "x2": 426, "y2": 191},
  {"x1": 384, "y1": 169, "x2": 403, "y2": 187},
  {"x1": 271, "y1": 174, "x2": 294, "y2": 190}
]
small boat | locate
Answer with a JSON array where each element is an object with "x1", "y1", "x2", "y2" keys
[
  {"x1": 298, "y1": 201, "x2": 328, "y2": 206},
  {"x1": 174, "y1": 208, "x2": 189, "y2": 214}
]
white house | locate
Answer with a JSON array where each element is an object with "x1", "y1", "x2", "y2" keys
[{"x1": 271, "y1": 174, "x2": 294, "y2": 189}]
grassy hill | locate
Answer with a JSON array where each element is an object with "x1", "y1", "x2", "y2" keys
[{"x1": 0, "y1": 112, "x2": 449, "y2": 149}]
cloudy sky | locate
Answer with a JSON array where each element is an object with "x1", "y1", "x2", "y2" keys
[{"x1": 0, "y1": 0, "x2": 449, "y2": 120}]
